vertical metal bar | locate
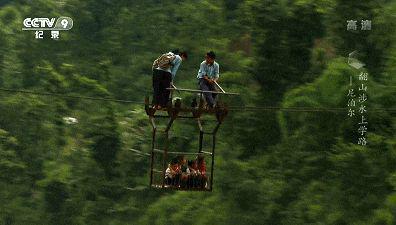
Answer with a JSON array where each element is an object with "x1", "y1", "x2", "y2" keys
[
  {"x1": 213, "y1": 122, "x2": 221, "y2": 135},
  {"x1": 150, "y1": 117, "x2": 157, "y2": 130},
  {"x1": 169, "y1": 82, "x2": 174, "y2": 104},
  {"x1": 197, "y1": 118, "x2": 204, "y2": 153},
  {"x1": 197, "y1": 118, "x2": 203, "y2": 131},
  {"x1": 199, "y1": 131, "x2": 204, "y2": 153},
  {"x1": 165, "y1": 118, "x2": 174, "y2": 133},
  {"x1": 210, "y1": 134, "x2": 216, "y2": 191},
  {"x1": 199, "y1": 92, "x2": 203, "y2": 108},
  {"x1": 162, "y1": 131, "x2": 169, "y2": 188},
  {"x1": 149, "y1": 117, "x2": 156, "y2": 187},
  {"x1": 150, "y1": 127, "x2": 156, "y2": 187},
  {"x1": 209, "y1": 121, "x2": 221, "y2": 191}
]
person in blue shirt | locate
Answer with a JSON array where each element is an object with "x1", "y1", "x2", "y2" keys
[
  {"x1": 152, "y1": 50, "x2": 188, "y2": 109},
  {"x1": 197, "y1": 51, "x2": 220, "y2": 108}
]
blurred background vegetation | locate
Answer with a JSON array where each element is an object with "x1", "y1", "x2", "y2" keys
[{"x1": 0, "y1": 0, "x2": 395, "y2": 224}]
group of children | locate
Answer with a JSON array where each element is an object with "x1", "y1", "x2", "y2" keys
[{"x1": 165, "y1": 154, "x2": 207, "y2": 189}]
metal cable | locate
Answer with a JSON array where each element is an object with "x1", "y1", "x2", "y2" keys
[{"x1": 0, "y1": 87, "x2": 395, "y2": 113}]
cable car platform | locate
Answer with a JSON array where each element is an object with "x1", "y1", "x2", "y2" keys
[{"x1": 145, "y1": 84, "x2": 238, "y2": 191}]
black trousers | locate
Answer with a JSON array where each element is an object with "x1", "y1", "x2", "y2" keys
[{"x1": 152, "y1": 69, "x2": 172, "y2": 107}]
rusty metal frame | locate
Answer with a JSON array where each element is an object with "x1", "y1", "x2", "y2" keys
[{"x1": 145, "y1": 83, "x2": 230, "y2": 191}]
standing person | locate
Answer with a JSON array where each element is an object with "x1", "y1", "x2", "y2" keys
[
  {"x1": 152, "y1": 51, "x2": 188, "y2": 109},
  {"x1": 197, "y1": 51, "x2": 220, "y2": 108}
]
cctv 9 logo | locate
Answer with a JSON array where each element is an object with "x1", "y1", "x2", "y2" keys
[{"x1": 23, "y1": 17, "x2": 73, "y2": 30}]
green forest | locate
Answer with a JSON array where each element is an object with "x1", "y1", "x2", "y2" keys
[{"x1": 0, "y1": 0, "x2": 395, "y2": 224}]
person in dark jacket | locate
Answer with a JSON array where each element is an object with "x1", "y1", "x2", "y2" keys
[{"x1": 152, "y1": 51, "x2": 188, "y2": 109}]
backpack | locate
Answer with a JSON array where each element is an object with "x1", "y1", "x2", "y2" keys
[{"x1": 152, "y1": 52, "x2": 176, "y2": 70}]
